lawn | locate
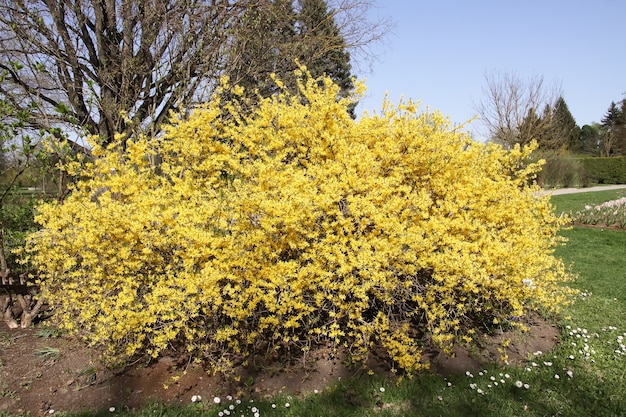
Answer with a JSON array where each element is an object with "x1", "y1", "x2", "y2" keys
[
  {"x1": 549, "y1": 189, "x2": 626, "y2": 215},
  {"x1": 10, "y1": 190, "x2": 626, "y2": 417}
]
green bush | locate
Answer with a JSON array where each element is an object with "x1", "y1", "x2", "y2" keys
[
  {"x1": 578, "y1": 156, "x2": 626, "y2": 185},
  {"x1": 536, "y1": 151, "x2": 587, "y2": 188}
]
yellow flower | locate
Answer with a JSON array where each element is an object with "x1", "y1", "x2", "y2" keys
[{"x1": 24, "y1": 68, "x2": 575, "y2": 374}]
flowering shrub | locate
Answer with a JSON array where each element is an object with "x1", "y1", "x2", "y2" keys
[
  {"x1": 571, "y1": 197, "x2": 626, "y2": 228},
  {"x1": 23, "y1": 71, "x2": 574, "y2": 374}
]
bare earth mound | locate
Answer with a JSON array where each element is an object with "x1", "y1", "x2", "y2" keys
[{"x1": 0, "y1": 317, "x2": 559, "y2": 415}]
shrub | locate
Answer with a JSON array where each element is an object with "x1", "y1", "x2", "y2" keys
[
  {"x1": 535, "y1": 150, "x2": 587, "y2": 188},
  {"x1": 578, "y1": 156, "x2": 626, "y2": 185},
  {"x1": 23, "y1": 71, "x2": 575, "y2": 375}
]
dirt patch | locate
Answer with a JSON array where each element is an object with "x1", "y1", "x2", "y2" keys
[{"x1": 0, "y1": 317, "x2": 559, "y2": 415}]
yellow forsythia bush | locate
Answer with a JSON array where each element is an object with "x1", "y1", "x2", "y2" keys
[{"x1": 25, "y1": 71, "x2": 574, "y2": 374}]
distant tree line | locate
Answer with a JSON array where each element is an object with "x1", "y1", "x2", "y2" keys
[{"x1": 476, "y1": 71, "x2": 626, "y2": 157}]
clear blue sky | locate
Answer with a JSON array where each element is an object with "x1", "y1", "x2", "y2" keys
[{"x1": 355, "y1": 0, "x2": 625, "y2": 140}]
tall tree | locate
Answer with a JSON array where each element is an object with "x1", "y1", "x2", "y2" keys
[
  {"x1": 578, "y1": 123, "x2": 601, "y2": 156},
  {"x1": 599, "y1": 100, "x2": 626, "y2": 156},
  {"x1": 225, "y1": 0, "x2": 357, "y2": 117},
  {"x1": 551, "y1": 97, "x2": 580, "y2": 152},
  {"x1": 0, "y1": 0, "x2": 251, "y2": 147},
  {"x1": 225, "y1": 0, "x2": 298, "y2": 102},
  {"x1": 0, "y1": 0, "x2": 389, "y2": 149},
  {"x1": 297, "y1": 0, "x2": 356, "y2": 116}
]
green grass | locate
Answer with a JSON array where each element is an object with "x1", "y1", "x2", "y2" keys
[
  {"x1": 24, "y1": 191, "x2": 626, "y2": 417},
  {"x1": 550, "y1": 189, "x2": 626, "y2": 215}
]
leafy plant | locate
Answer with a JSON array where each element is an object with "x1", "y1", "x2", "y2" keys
[
  {"x1": 36, "y1": 327, "x2": 61, "y2": 339},
  {"x1": 34, "y1": 346, "x2": 60, "y2": 362}
]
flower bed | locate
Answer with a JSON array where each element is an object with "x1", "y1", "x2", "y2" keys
[{"x1": 571, "y1": 197, "x2": 626, "y2": 229}]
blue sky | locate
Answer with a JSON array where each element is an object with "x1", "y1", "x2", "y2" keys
[{"x1": 355, "y1": 0, "x2": 625, "y2": 140}]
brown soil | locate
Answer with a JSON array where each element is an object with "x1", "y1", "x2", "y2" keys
[
  {"x1": 0, "y1": 316, "x2": 559, "y2": 415},
  {"x1": 570, "y1": 222, "x2": 626, "y2": 231}
]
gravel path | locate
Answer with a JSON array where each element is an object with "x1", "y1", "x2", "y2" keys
[{"x1": 541, "y1": 184, "x2": 626, "y2": 196}]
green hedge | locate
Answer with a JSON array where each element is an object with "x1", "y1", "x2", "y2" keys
[{"x1": 578, "y1": 156, "x2": 626, "y2": 185}]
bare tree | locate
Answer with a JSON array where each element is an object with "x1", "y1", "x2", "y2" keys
[
  {"x1": 474, "y1": 71, "x2": 563, "y2": 149},
  {"x1": 0, "y1": 0, "x2": 255, "y2": 147},
  {"x1": 0, "y1": 0, "x2": 391, "y2": 149}
]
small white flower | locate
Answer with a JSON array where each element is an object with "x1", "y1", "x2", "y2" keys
[
  {"x1": 379, "y1": 387, "x2": 385, "y2": 392},
  {"x1": 554, "y1": 374, "x2": 560, "y2": 379},
  {"x1": 48, "y1": 411, "x2": 55, "y2": 415},
  {"x1": 515, "y1": 380, "x2": 523, "y2": 388},
  {"x1": 227, "y1": 395, "x2": 233, "y2": 401},
  {"x1": 236, "y1": 399, "x2": 242, "y2": 405},
  {"x1": 447, "y1": 382, "x2": 452, "y2": 387},
  {"x1": 543, "y1": 361, "x2": 553, "y2": 366},
  {"x1": 214, "y1": 397, "x2": 221, "y2": 404},
  {"x1": 524, "y1": 384, "x2": 530, "y2": 389},
  {"x1": 477, "y1": 388, "x2": 484, "y2": 395},
  {"x1": 567, "y1": 370, "x2": 574, "y2": 378},
  {"x1": 470, "y1": 383, "x2": 477, "y2": 389},
  {"x1": 251, "y1": 407, "x2": 258, "y2": 413},
  {"x1": 191, "y1": 395, "x2": 201, "y2": 403},
  {"x1": 438, "y1": 396, "x2": 443, "y2": 401},
  {"x1": 254, "y1": 413, "x2": 260, "y2": 417},
  {"x1": 223, "y1": 411, "x2": 230, "y2": 416},
  {"x1": 218, "y1": 412, "x2": 223, "y2": 417},
  {"x1": 229, "y1": 404, "x2": 235, "y2": 410},
  {"x1": 109, "y1": 407, "x2": 116, "y2": 412},
  {"x1": 271, "y1": 404, "x2": 276, "y2": 409},
  {"x1": 285, "y1": 403, "x2": 290, "y2": 408},
  {"x1": 504, "y1": 373, "x2": 510, "y2": 379}
]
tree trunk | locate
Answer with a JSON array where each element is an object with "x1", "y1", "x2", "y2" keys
[
  {"x1": 1, "y1": 294, "x2": 19, "y2": 329},
  {"x1": 0, "y1": 231, "x2": 18, "y2": 329},
  {"x1": 17, "y1": 293, "x2": 45, "y2": 328}
]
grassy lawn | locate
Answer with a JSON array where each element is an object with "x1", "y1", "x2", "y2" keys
[
  {"x1": 550, "y1": 189, "x2": 626, "y2": 215},
  {"x1": 35, "y1": 190, "x2": 626, "y2": 417}
]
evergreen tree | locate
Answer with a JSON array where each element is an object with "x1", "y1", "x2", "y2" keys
[
  {"x1": 620, "y1": 99, "x2": 626, "y2": 156},
  {"x1": 579, "y1": 123, "x2": 601, "y2": 156},
  {"x1": 226, "y1": 1, "x2": 298, "y2": 103},
  {"x1": 517, "y1": 106, "x2": 543, "y2": 147},
  {"x1": 224, "y1": 0, "x2": 356, "y2": 116},
  {"x1": 600, "y1": 101, "x2": 625, "y2": 156},
  {"x1": 552, "y1": 97, "x2": 580, "y2": 152},
  {"x1": 297, "y1": 0, "x2": 356, "y2": 117}
]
